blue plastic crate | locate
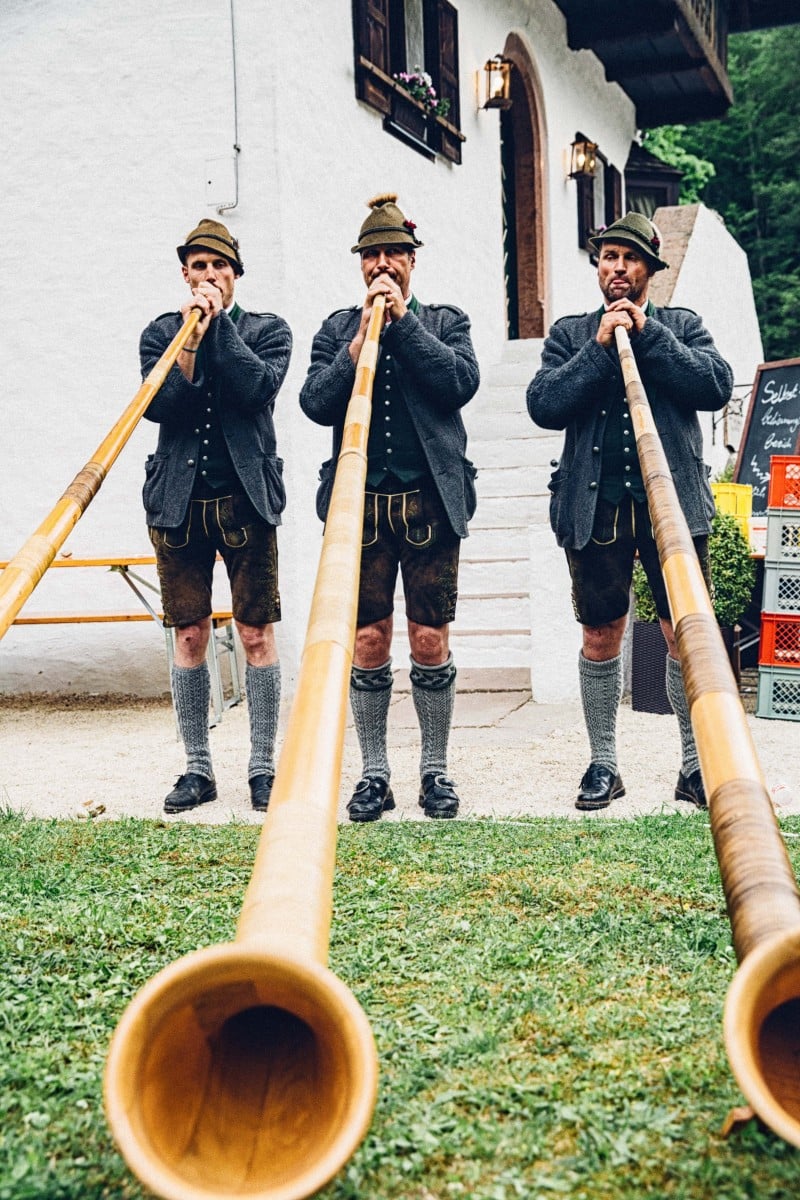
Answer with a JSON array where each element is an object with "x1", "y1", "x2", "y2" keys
[{"x1": 756, "y1": 666, "x2": 800, "y2": 721}]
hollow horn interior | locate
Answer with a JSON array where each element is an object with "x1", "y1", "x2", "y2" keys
[
  {"x1": 725, "y1": 926, "x2": 800, "y2": 1148},
  {"x1": 104, "y1": 943, "x2": 378, "y2": 1200}
]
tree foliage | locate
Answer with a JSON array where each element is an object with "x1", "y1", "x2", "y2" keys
[{"x1": 643, "y1": 25, "x2": 800, "y2": 362}]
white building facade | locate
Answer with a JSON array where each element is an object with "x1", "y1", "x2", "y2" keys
[{"x1": 0, "y1": 0, "x2": 763, "y2": 697}]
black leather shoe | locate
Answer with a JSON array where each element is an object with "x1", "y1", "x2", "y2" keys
[
  {"x1": 675, "y1": 768, "x2": 707, "y2": 809},
  {"x1": 163, "y1": 773, "x2": 217, "y2": 814},
  {"x1": 249, "y1": 774, "x2": 275, "y2": 812},
  {"x1": 575, "y1": 763, "x2": 625, "y2": 811},
  {"x1": 347, "y1": 777, "x2": 395, "y2": 823},
  {"x1": 418, "y1": 773, "x2": 460, "y2": 819}
]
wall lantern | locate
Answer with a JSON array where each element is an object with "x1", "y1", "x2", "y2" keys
[
  {"x1": 482, "y1": 56, "x2": 512, "y2": 109},
  {"x1": 569, "y1": 137, "x2": 598, "y2": 178}
]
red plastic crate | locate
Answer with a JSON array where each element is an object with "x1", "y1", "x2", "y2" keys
[
  {"x1": 759, "y1": 612, "x2": 800, "y2": 668},
  {"x1": 767, "y1": 456, "x2": 800, "y2": 510}
]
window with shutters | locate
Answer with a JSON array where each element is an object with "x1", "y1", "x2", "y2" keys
[
  {"x1": 576, "y1": 146, "x2": 622, "y2": 256},
  {"x1": 352, "y1": 0, "x2": 465, "y2": 164}
]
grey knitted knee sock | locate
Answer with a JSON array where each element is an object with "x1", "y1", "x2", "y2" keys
[
  {"x1": 578, "y1": 652, "x2": 622, "y2": 772},
  {"x1": 665, "y1": 654, "x2": 699, "y2": 776},
  {"x1": 172, "y1": 663, "x2": 213, "y2": 779},
  {"x1": 350, "y1": 660, "x2": 393, "y2": 781},
  {"x1": 246, "y1": 662, "x2": 281, "y2": 779},
  {"x1": 410, "y1": 653, "x2": 456, "y2": 779}
]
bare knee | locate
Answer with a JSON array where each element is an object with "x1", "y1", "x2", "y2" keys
[
  {"x1": 408, "y1": 621, "x2": 449, "y2": 665},
  {"x1": 236, "y1": 621, "x2": 278, "y2": 667},
  {"x1": 582, "y1": 615, "x2": 627, "y2": 662},
  {"x1": 174, "y1": 618, "x2": 212, "y2": 667},
  {"x1": 354, "y1": 618, "x2": 393, "y2": 668}
]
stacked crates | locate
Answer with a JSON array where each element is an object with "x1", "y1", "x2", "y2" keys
[{"x1": 757, "y1": 456, "x2": 800, "y2": 720}]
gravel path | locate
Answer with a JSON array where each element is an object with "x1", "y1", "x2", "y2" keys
[{"x1": 2, "y1": 684, "x2": 799, "y2": 823}]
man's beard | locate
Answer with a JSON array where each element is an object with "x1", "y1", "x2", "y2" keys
[{"x1": 602, "y1": 277, "x2": 646, "y2": 305}]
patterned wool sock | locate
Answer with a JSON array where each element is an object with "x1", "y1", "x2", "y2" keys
[
  {"x1": 350, "y1": 660, "x2": 393, "y2": 781},
  {"x1": 578, "y1": 652, "x2": 622, "y2": 772},
  {"x1": 410, "y1": 653, "x2": 457, "y2": 779},
  {"x1": 246, "y1": 661, "x2": 282, "y2": 780},
  {"x1": 171, "y1": 662, "x2": 213, "y2": 779},
  {"x1": 665, "y1": 653, "x2": 700, "y2": 776}
]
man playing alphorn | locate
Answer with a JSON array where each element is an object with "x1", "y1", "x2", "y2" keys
[
  {"x1": 528, "y1": 212, "x2": 733, "y2": 812},
  {"x1": 141, "y1": 219, "x2": 292, "y2": 815},
  {"x1": 300, "y1": 194, "x2": 479, "y2": 821}
]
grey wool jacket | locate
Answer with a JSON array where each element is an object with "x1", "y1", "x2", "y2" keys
[
  {"x1": 299, "y1": 302, "x2": 480, "y2": 538},
  {"x1": 527, "y1": 305, "x2": 733, "y2": 550},
  {"x1": 140, "y1": 308, "x2": 292, "y2": 528}
]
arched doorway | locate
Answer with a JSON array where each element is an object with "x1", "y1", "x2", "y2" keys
[{"x1": 500, "y1": 33, "x2": 548, "y2": 340}]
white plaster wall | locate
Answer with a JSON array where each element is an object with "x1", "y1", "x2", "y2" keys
[
  {"x1": 665, "y1": 205, "x2": 765, "y2": 476},
  {"x1": 0, "y1": 0, "x2": 639, "y2": 695}
]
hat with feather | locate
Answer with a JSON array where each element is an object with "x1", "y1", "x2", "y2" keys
[
  {"x1": 351, "y1": 192, "x2": 424, "y2": 254},
  {"x1": 588, "y1": 211, "x2": 668, "y2": 272},
  {"x1": 177, "y1": 218, "x2": 244, "y2": 276}
]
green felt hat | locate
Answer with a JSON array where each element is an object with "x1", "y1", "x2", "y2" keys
[
  {"x1": 177, "y1": 218, "x2": 244, "y2": 276},
  {"x1": 351, "y1": 192, "x2": 424, "y2": 254},
  {"x1": 588, "y1": 212, "x2": 668, "y2": 271}
]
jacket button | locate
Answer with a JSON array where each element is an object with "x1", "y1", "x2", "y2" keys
[
  {"x1": 589, "y1": 481, "x2": 598, "y2": 490},
  {"x1": 600, "y1": 409, "x2": 607, "y2": 416},
  {"x1": 592, "y1": 445, "x2": 599, "y2": 453},
  {"x1": 187, "y1": 459, "x2": 195, "y2": 466},
  {"x1": 194, "y1": 428, "x2": 200, "y2": 434},
  {"x1": 550, "y1": 459, "x2": 558, "y2": 467}
]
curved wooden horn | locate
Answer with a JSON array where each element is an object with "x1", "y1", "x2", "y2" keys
[
  {"x1": 104, "y1": 296, "x2": 387, "y2": 1200},
  {"x1": 0, "y1": 310, "x2": 202, "y2": 641},
  {"x1": 615, "y1": 325, "x2": 800, "y2": 1145}
]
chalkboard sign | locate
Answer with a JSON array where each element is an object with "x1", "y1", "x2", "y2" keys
[{"x1": 734, "y1": 358, "x2": 800, "y2": 512}]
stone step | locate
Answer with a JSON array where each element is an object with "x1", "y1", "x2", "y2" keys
[
  {"x1": 391, "y1": 628, "x2": 531, "y2": 670},
  {"x1": 471, "y1": 494, "x2": 549, "y2": 527},
  {"x1": 459, "y1": 557, "x2": 529, "y2": 590},
  {"x1": 456, "y1": 592, "x2": 530, "y2": 629},
  {"x1": 476, "y1": 461, "x2": 557, "y2": 498},
  {"x1": 483, "y1": 354, "x2": 543, "y2": 389},
  {"x1": 466, "y1": 526, "x2": 531, "y2": 558}
]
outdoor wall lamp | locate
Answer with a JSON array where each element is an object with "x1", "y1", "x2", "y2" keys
[
  {"x1": 569, "y1": 136, "x2": 598, "y2": 178},
  {"x1": 482, "y1": 55, "x2": 512, "y2": 109}
]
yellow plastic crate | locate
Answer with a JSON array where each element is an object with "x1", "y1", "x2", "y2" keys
[{"x1": 712, "y1": 481, "x2": 752, "y2": 541}]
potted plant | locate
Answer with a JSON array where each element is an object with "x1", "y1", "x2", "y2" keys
[
  {"x1": 390, "y1": 67, "x2": 449, "y2": 143},
  {"x1": 631, "y1": 559, "x2": 672, "y2": 714},
  {"x1": 631, "y1": 510, "x2": 757, "y2": 712},
  {"x1": 392, "y1": 67, "x2": 451, "y2": 118}
]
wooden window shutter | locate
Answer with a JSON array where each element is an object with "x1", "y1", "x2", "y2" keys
[
  {"x1": 354, "y1": 0, "x2": 394, "y2": 115},
  {"x1": 424, "y1": 0, "x2": 464, "y2": 163},
  {"x1": 605, "y1": 165, "x2": 623, "y2": 225},
  {"x1": 354, "y1": 0, "x2": 391, "y2": 72},
  {"x1": 425, "y1": 0, "x2": 460, "y2": 125}
]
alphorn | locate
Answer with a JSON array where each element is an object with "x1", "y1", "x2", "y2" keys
[
  {"x1": 0, "y1": 310, "x2": 202, "y2": 642},
  {"x1": 104, "y1": 296, "x2": 387, "y2": 1200},
  {"x1": 615, "y1": 324, "x2": 800, "y2": 1146}
]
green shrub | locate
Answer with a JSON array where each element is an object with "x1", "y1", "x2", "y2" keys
[{"x1": 633, "y1": 510, "x2": 756, "y2": 626}]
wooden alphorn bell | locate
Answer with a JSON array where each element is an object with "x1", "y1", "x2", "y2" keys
[
  {"x1": 0, "y1": 310, "x2": 202, "y2": 642},
  {"x1": 103, "y1": 296, "x2": 387, "y2": 1200},
  {"x1": 615, "y1": 324, "x2": 800, "y2": 1146}
]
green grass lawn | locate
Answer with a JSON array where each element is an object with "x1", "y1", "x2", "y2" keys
[{"x1": 1, "y1": 811, "x2": 799, "y2": 1199}]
